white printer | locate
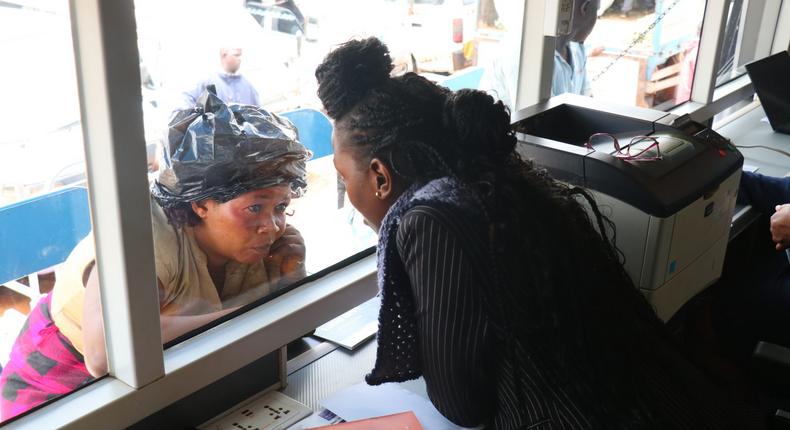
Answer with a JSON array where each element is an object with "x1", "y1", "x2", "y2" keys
[{"x1": 512, "y1": 94, "x2": 743, "y2": 321}]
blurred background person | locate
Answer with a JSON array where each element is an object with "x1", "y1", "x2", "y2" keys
[
  {"x1": 480, "y1": 0, "x2": 599, "y2": 110},
  {"x1": 178, "y1": 47, "x2": 261, "y2": 110},
  {"x1": 619, "y1": 0, "x2": 656, "y2": 17},
  {"x1": 552, "y1": 0, "x2": 600, "y2": 96}
]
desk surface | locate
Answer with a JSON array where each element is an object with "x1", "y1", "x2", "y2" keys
[
  {"x1": 717, "y1": 102, "x2": 790, "y2": 178},
  {"x1": 283, "y1": 338, "x2": 428, "y2": 412},
  {"x1": 716, "y1": 102, "x2": 790, "y2": 238}
]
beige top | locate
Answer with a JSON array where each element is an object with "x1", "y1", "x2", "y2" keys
[{"x1": 51, "y1": 199, "x2": 282, "y2": 354}]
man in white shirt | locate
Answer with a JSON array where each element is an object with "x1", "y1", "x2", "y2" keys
[
  {"x1": 552, "y1": 0, "x2": 599, "y2": 96},
  {"x1": 480, "y1": 0, "x2": 598, "y2": 109}
]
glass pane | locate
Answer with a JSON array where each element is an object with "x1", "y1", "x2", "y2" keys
[
  {"x1": 715, "y1": 0, "x2": 746, "y2": 87},
  {"x1": 478, "y1": 0, "x2": 526, "y2": 111},
  {"x1": 132, "y1": 0, "x2": 524, "y2": 344},
  {"x1": 582, "y1": 0, "x2": 706, "y2": 110},
  {"x1": 0, "y1": 1, "x2": 106, "y2": 422}
]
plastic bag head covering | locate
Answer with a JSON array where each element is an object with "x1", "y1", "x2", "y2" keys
[{"x1": 151, "y1": 89, "x2": 309, "y2": 209}]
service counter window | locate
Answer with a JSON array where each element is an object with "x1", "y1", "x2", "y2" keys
[
  {"x1": 714, "y1": 0, "x2": 784, "y2": 88},
  {"x1": 714, "y1": 0, "x2": 747, "y2": 87},
  {"x1": 17, "y1": 0, "x2": 762, "y2": 424},
  {"x1": 0, "y1": 0, "x2": 530, "y2": 425},
  {"x1": 583, "y1": 0, "x2": 706, "y2": 110},
  {"x1": 0, "y1": 1, "x2": 107, "y2": 423},
  {"x1": 132, "y1": 0, "x2": 528, "y2": 344}
]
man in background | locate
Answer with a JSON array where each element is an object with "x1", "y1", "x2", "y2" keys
[
  {"x1": 552, "y1": 0, "x2": 600, "y2": 96},
  {"x1": 179, "y1": 47, "x2": 260, "y2": 109},
  {"x1": 480, "y1": 0, "x2": 599, "y2": 109}
]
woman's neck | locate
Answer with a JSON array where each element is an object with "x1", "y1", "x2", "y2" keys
[
  {"x1": 556, "y1": 36, "x2": 572, "y2": 63},
  {"x1": 191, "y1": 225, "x2": 229, "y2": 280},
  {"x1": 207, "y1": 264, "x2": 226, "y2": 296}
]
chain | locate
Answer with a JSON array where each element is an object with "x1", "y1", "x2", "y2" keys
[{"x1": 590, "y1": 0, "x2": 682, "y2": 83}]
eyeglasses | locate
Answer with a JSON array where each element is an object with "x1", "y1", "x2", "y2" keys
[{"x1": 585, "y1": 133, "x2": 663, "y2": 162}]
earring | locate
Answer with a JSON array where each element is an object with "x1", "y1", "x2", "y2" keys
[{"x1": 375, "y1": 190, "x2": 382, "y2": 199}]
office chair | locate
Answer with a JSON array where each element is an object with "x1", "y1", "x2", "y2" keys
[{"x1": 752, "y1": 341, "x2": 790, "y2": 429}]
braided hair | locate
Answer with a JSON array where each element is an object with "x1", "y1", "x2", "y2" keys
[{"x1": 317, "y1": 38, "x2": 675, "y2": 427}]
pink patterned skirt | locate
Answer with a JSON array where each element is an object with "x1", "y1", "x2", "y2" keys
[{"x1": 0, "y1": 293, "x2": 93, "y2": 420}]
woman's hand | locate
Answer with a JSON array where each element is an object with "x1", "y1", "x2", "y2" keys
[
  {"x1": 82, "y1": 265, "x2": 107, "y2": 377},
  {"x1": 160, "y1": 305, "x2": 242, "y2": 344},
  {"x1": 266, "y1": 224, "x2": 306, "y2": 277},
  {"x1": 771, "y1": 204, "x2": 790, "y2": 250}
]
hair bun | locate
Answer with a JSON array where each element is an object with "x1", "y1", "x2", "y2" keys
[
  {"x1": 316, "y1": 38, "x2": 394, "y2": 120},
  {"x1": 442, "y1": 89, "x2": 515, "y2": 161}
]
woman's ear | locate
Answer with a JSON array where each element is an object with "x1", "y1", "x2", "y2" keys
[
  {"x1": 191, "y1": 200, "x2": 211, "y2": 219},
  {"x1": 369, "y1": 158, "x2": 394, "y2": 200}
]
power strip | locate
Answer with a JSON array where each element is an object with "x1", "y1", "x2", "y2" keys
[{"x1": 200, "y1": 391, "x2": 312, "y2": 430}]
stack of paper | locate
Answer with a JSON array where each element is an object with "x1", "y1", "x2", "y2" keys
[
  {"x1": 306, "y1": 411, "x2": 423, "y2": 430},
  {"x1": 313, "y1": 297, "x2": 380, "y2": 350},
  {"x1": 292, "y1": 382, "x2": 472, "y2": 430}
]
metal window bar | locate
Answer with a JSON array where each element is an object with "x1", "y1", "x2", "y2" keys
[{"x1": 69, "y1": 0, "x2": 164, "y2": 388}]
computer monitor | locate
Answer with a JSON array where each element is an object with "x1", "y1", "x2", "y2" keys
[{"x1": 745, "y1": 51, "x2": 790, "y2": 134}]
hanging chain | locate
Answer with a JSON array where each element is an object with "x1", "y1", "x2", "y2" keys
[{"x1": 590, "y1": 0, "x2": 682, "y2": 83}]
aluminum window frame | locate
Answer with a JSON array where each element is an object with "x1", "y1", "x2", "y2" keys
[
  {"x1": 3, "y1": 255, "x2": 376, "y2": 429},
  {"x1": 670, "y1": 0, "x2": 788, "y2": 122},
  {"x1": 530, "y1": 0, "x2": 787, "y2": 123},
  {"x1": 2, "y1": 1, "x2": 377, "y2": 428},
  {"x1": 7, "y1": 0, "x2": 790, "y2": 427}
]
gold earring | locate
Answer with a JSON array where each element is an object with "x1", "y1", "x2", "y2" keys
[{"x1": 375, "y1": 190, "x2": 382, "y2": 199}]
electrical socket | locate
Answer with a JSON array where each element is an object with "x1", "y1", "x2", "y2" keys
[{"x1": 200, "y1": 391, "x2": 312, "y2": 430}]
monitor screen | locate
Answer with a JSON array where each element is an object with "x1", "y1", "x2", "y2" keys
[{"x1": 745, "y1": 51, "x2": 790, "y2": 132}]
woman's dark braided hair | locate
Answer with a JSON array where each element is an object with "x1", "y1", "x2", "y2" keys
[{"x1": 317, "y1": 38, "x2": 674, "y2": 427}]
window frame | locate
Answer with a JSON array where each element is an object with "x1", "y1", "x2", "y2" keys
[
  {"x1": 4, "y1": 254, "x2": 376, "y2": 429},
  {"x1": 530, "y1": 0, "x2": 789, "y2": 121},
  {"x1": 513, "y1": 0, "x2": 553, "y2": 110},
  {"x1": 68, "y1": 0, "x2": 163, "y2": 389},
  {"x1": 672, "y1": 0, "x2": 789, "y2": 123},
  {"x1": 3, "y1": 0, "x2": 376, "y2": 428},
  {"x1": 6, "y1": 0, "x2": 790, "y2": 427}
]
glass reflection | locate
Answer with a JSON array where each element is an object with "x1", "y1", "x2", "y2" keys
[{"x1": 0, "y1": 1, "x2": 99, "y2": 421}]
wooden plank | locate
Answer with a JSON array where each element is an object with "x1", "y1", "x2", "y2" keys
[
  {"x1": 646, "y1": 75, "x2": 681, "y2": 94},
  {"x1": 651, "y1": 63, "x2": 683, "y2": 82}
]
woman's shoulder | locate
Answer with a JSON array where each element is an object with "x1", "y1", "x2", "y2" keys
[
  {"x1": 150, "y1": 199, "x2": 180, "y2": 254},
  {"x1": 398, "y1": 204, "x2": 487, "y2": 255},
  {"x1": 401, "y1": 204, "x2": 457, "y2": 225},
  {"x1": 149, "y1": 198, "x2": 186, "y2": 282}
]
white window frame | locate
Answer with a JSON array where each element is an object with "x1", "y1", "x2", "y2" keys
[
  {"x1": 5, "y1": 256, "x2": 376, "y2": 429},
  {"x1": 672, "y1": 0, "x2": 790, "y2": 123},
  {"x1": 773, "y1": 0, "x2": 790, "y2": 53},
  {"x1": 69, "y1": 0, "x2": 163, "y2": 389},
  {"x1": 3, "y1": 1, "x2": 376, "y2": 428},
  {"x1": 528, "y1": 0, "x2": 789, "y2": 123},
  {"x1": 514, "y1": 0, "x2": 554, "y2": 110},
  {"x1": 6, "y1": 0, "x2": 789, "y2": 427}
]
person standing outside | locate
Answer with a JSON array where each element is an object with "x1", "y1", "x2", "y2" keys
[
  {"x1": 180, "y1": 47, "x2": 261, "y2": 109},
  {"x1": 552, "y1": 0, "x2": 600, "y2": 96},
  {"x1": 0, "y1": 91, "x2": 308, "y2": 420}
]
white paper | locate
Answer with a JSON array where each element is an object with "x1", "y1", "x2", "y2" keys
[
  {"x1": 319, "y1": 382, "x2": 473, "y2": 430},
  {"x1": 289, "y1": 412, "x2": 335, "y2": 430},
  {"x1": 313, "y1": 297, "x2": 380, "y2": 350}
]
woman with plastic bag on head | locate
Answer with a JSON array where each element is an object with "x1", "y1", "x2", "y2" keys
[{"x1": 0, "y1": 90, "x2": 310, "y2": 420}]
